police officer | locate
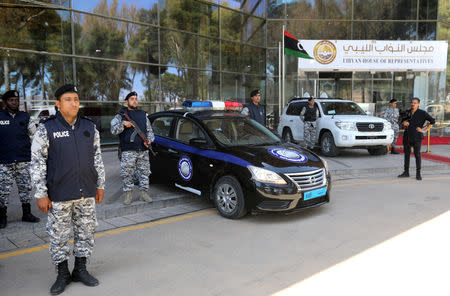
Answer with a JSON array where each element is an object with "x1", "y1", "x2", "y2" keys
[
  {"x1": 31, "y1": 84, "x2": 105, "y2": 295},
  {"x1": 0, "y1": 90, "x2": 40, "y2": 228},
  {"x1": 381, "y1": 99, "x2": 400, "y2": 154},
  {"x1": 110, "y1": 91, "x2": 154, "y2": 205},
  {"x1": 241, "y1": 89, "x2": 265, "y2": 125},
  {"x1": 397, "y1": 97, "x2": 435, "y2": 181},
  {"x1": 300, "y1": 97, "x2": 319, "y2": 150}
]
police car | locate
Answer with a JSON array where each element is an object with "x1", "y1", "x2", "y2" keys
[{"x1": 148, "y1": 101, "x2": 331, "y2": 219}]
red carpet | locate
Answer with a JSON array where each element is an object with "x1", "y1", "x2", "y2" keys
[
  {"x1": 396, "y1": 148, "x2": 450, "y2": 164},
  {"x1": 396, "y1": 136, "x2": 450, "y2": 146}
]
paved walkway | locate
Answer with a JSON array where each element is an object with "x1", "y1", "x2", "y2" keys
[{"x1": 1, "y1": 144, "x2": 449, "y2": 253}]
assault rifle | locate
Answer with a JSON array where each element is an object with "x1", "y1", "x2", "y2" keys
[{"x1": 118, "y1": 108, "x2": 157, "y2": 157}]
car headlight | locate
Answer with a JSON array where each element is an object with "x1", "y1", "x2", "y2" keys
[
  {"x1": 383, "y1": 121, "x2": 392, "y2": 131},
  {"x1": 247, "y1": 165, "x2": 287, "y2": 185},
  {"x1": 335, "y1": 121, "x2": 357, "y2": 131}
]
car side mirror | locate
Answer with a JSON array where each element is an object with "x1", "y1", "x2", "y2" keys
[
  {"x1": 189, "y1": 138, "x2": 208, "y2": 148},
  {"x1": 365, "y1": 110, "x2": 372, "y2": 115}
]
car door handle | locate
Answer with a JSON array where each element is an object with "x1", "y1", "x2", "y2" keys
[
  {"x1": 289, "y1": 120, "x2": 293, "y2": 122},
  {"x1": 168, "y1": 148, "x2": 178, "y2": 154}
]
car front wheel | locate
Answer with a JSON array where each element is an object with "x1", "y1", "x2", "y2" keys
[
  {"x1": 282, "y1": 128, "x2": 294, "y2": 143},
  {"x1": 321, "y1": 131, "x2": 339, "y2": 157},
  {"x1": 213, "y1": 175, "x2": 247, "y2": 219}
]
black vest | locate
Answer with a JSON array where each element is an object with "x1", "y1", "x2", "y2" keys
[
  {"x1": 245, "y1": 102, "x2": 265, "y2": 125},
  {"x1": 44, "y1": 112, "x2": 97, "y2": 202},
  {"x1": 118, "y1": 110, "x2": 148, "y2": 151},
  {"x1": 303, "y1": 105, "x2": 318, "y2": 122},
  {"x1": 0, "y1": 110, "x2": 31, "y2": 164}
]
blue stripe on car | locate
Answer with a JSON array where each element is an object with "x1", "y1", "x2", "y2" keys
[{"x1": 154, "y1": 136, "x2": 251, "y2": 167}]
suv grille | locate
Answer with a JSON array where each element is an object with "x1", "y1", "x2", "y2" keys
[
  {"x1": 285, "y1": 169, "x2": 326, "y2": 191},
  {"x1": 356, "y1": 122, "x2": 383, "y2": 132}
]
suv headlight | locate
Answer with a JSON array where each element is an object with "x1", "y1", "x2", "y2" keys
[
  {"x1": 383, "y1": 121, "x2": 392, "y2": 131},
  {"x1": 247, "y1": 165, "x2": 287, "y2": 185},
  {"x1": 335, "y1": 121, "x2": 357, "y2": 131}
]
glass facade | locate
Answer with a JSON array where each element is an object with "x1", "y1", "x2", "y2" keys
[{"x1": 0, "y1": 0, "x2": 448, "y2": 143}]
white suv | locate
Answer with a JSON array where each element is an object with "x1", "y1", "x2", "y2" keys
[{"x1": 277, "y1": 98, "x2": 394, "y2": 156}]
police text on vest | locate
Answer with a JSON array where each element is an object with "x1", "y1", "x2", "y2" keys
[{"x1": 53, "y1": 131, "x2": 70, "y2": 138}]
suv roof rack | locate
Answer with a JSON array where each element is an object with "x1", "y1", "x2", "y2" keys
[{"x1": 288, "y1": 97, "x2": 345, "y2": 103}]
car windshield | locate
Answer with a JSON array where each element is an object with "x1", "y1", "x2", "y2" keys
[
  {"x1": 202, "y1": 117, "x2": 281, "y2": 147},
  {"x1": 320, "y1": 102, "x2": 366, "y2": 115}
]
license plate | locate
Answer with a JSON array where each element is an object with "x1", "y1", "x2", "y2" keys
[{"x1": 303, "y1": 187, "x2": 327, "y2": 201}]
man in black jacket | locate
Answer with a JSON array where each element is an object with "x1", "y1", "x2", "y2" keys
[
  {"x1": 398, "y1": 97, "x2": 435, "y2": 180},
  {"x1": 31, "y1": 84, "x2": 105, "y2": 295},
  {"x1": 0, "y1": 90, "x2": 40, "y2": 228},
  {"x1": 241, "y1": 89, "x2": 265, "y2": 126}
]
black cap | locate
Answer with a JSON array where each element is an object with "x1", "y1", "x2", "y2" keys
[
  {"x1": 308, "y1": 97, "x2": 315, "y2": 101},
  {"x1": 250, "y1": 89, "x2": 260, "y2": 97},
  {"x1": 2, "y1": 90, "x2": 19, "y2": 101},
  {"x1": 55, "y1": 84, "x2": 78, "y2": 99},
  {"x1": 389, "y1": 98, "x2": 397, "y2": 103},
  {"x1": 125, "y1": 91, "x2": 137, "y2": 100}
]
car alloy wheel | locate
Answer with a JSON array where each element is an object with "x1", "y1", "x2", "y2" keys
[
  {"x1": 213, "y1": 175, "x2": 247, "y2": 219},
  {"x1": 216, "y1": 183, "x2": 237, "y2": 214}
]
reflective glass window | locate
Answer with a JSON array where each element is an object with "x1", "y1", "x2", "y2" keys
[
  {"x1": 285, "y1": 0, "x2": 351, "y2": 19},
  {"x1": 352, "y1": 21, "x2": 418, "y2": 40},
  {"x1": 418, "y1": 22, "x2": 436, "y2": 40},
  {"x1": 286, "y1": 20, "x2": 351, "y2": 39},
  {"x1": 73, "y1": 0, "x2": 158, "y2": 25},
  {"x1": 222, "y1": 42, "x2": 265, "y2": 75},
  {"x1": 151, "y1": 116, "x2": 174, "y2": 137},
  {"x1": 354, "y1": 0, "x2": 417, "y2": 20},
  {"x1": 73, "y1": 13, "x2": 159, "y2": 63},
  {"x1": 159, "y1": 0, "x2": 218, "y2": 37},
  {"x1": 0, "y1": 4, "x2": 71, "y2": 54},
  {"x1": 419, "y1": 0, "x2": 438, "y2": 20},
  {"x1": 267, "y1": 0, "x2": 285, "y2": 18},
  {"x1": 160, "y1": 30, "x2": 219, "y2": 70}
]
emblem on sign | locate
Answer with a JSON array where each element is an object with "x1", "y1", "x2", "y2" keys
[
  {"x1": 178, "y1": 156, "x2": 193, "y2": 181},
  {"x1": 314, "y1": 40, "x2": 337, "y2": 65},
  {"x1": 269, "y1": 148, "x2": 308, "y2": 163}
]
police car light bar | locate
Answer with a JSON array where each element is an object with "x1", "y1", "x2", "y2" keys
[{"x1": 182, "y1": 100, "x2": 242, "y2": 111}]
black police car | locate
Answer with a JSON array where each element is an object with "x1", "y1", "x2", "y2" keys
[{"x1": 148, "y1": 101, "x2": 331, "y2": 219}]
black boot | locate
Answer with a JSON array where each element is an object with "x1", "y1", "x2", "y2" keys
[
  {"x1": 397, "y1": 171, "x2": 410, "y2": 178},
  {"x1": 50, "y1": 260, "x2": 71, "y2": 295},
  {"x1": 21, "y1": 203, "x2": 40, "y2": 223},
  {"x1": 72, "y1": 257, "x2": 99, "y2": 287},
  {"x1": 0, "y1": 206, "x2": 6, "y2": 229},
  {"x1": 416, "y1": 170, "x2": 422, "y2": 181},
  {"x1": 391, "y1": 147, "x2": 399, "y2": 154}
]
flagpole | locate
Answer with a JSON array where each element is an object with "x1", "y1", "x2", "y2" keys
[
  {"x1": 282, "y1": 25, "x2": 285, "y2": 112},
  {"x1": 278, "y1": 42, "x2": 282, "y2": 117}
]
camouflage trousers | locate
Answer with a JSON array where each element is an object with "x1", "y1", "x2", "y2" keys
[
  {"x1": 391, "y1": 124, "x2": 399, "y2": 146},
  {"x1": 303, "y1": 121, "x2": 317, "y2": 149},
  {"x1": 120, "y1": 150, "x2": 150, "y2": 192},
  {"x1": 0, "y1": 162, "x2": 32, "y2": 208},
  {"x1": 46, "y1": 197, "x2": 97, "y2": 264}
]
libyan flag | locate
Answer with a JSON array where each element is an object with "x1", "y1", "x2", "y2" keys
[{"x1": 284, "y1": 31, "x2": 313, "y2": 59}]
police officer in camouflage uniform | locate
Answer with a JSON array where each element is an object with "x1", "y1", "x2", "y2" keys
[
  {"x1": 241, "y1": 89, "x2": 265, "y2": 125},
  {"x1": 0, "y1": 90, "x2": 40, "y2": 228},
  {"x1": 110, "y1": 91, "x2": 154, "y2": 205},
  {"x1": 31, "y1": 84, "x2": 105, "y2": 295},
  {"x1": 300, "y1": 97, "x2": 319, "y2": 150},
  {"x1": 381, "y1": 98, "x2": 400, "y2": 154}
]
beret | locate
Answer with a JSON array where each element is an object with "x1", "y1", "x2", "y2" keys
[
  {"x1": 389, "y1": 98, "x2": 397, "y2": 103},
  {"x1": 55, "y1": 84, "x2": 78, "y2": 99},
  {"x1": 307, "y1": 97, "x2": 315, "y2": 101},
  {"x1": 2, "y1": 90, "x2": 19, "y2": 101},
  {"x1": 125, "y1": 91, "x2": 137, "y2": 100},
  {"x1": 250, "y1": 89, "x2": 260, "y2": 97}
]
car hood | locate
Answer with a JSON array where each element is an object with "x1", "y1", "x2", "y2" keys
[
  {"x1": 223, "y1": 142, "x2": 324, "y2": 174},
  {"x1": 327, "y1": 115, "x2": 386, "y2": 122}
]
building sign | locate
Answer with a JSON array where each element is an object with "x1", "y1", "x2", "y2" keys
[{"x1": 298, "y1": 40, "x2": 448, "y2": 72}]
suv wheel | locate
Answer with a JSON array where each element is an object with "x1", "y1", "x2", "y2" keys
[
  {"x1": 282, "y1": 128, "x2": 294, "y2": 142},
  {"x1": 368, "y1": 146, "x2": 388, "y2": 155},
  {"x1": 321, "y1": 131, "x2": 339, "y2": 157},
  {"x1": 213, "y1": 175, "x2": 247, "y2": 219}
]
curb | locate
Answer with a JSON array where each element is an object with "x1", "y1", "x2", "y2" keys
[{"x1": 330, "y1": 164, "x2": 450, "y2": 176}]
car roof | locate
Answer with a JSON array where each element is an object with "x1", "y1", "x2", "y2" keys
[
  {"x1": 288, "y1": 97, "x2": 351, "y2": 103},
  {"x1": 149, "y1": 109, "x2": 244, "y2": 120}
]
